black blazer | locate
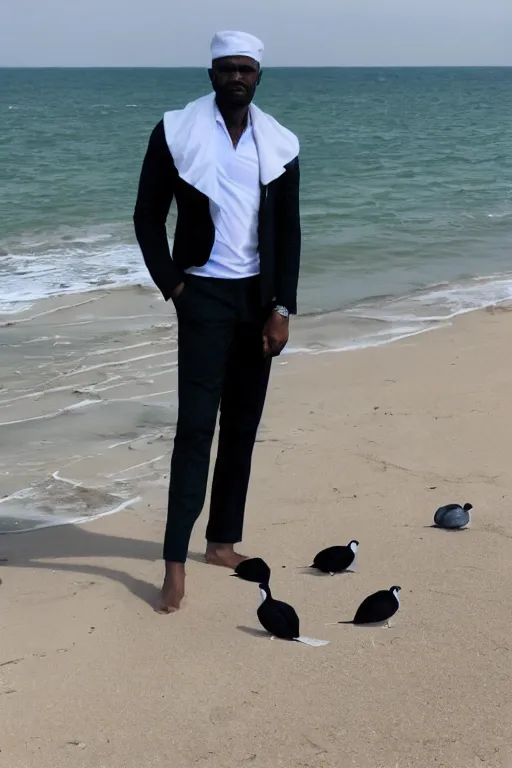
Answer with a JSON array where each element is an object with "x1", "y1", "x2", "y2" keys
[{"x1": 133, "y1": 120, "x2": 301, "y2": 313}]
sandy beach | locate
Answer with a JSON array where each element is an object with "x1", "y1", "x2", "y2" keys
[{"x1": 1, "y1": 288, "x2": 512, "y2": 768}]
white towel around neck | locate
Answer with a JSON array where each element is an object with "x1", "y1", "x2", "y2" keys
[{"x1": 163, "y1": 92, "x2": 299, "y2": 207}]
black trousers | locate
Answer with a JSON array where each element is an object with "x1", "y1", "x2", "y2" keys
[{"x1": 163, "y1": 275, "x2": 272, "y2": 562}]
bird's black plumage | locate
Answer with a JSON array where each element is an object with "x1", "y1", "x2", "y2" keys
[
  {"x1": 311, "y1": 540, "x2": 359, "y2": 574},
  {"x1": 340, "y1": 586, "x2": 401, "y2": 625},
  {"x1": 257, "y1": 584, "x2": 300, "y2": 640},
  {"x1": 233, "y1": 557, "x2": 271, "y2": 584}
]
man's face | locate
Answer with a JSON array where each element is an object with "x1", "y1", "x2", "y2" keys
[{"x1": 209, "y1": 56, "x2": 261, "y2": 108}]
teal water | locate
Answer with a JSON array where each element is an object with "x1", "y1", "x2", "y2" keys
[{"x1": 2, "y1": 67, "x2": 512, "y2": 345}]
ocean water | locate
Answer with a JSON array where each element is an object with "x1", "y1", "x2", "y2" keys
[
  {"x1": 1, "y1": 68, "x2": 512, "y2": 533},
  {"x1": 2, "y1": 67, "x2": 512, "y2": 346}
]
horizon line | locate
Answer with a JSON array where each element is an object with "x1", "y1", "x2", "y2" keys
[{"x1": 1, "y1": 64, "x2": 511, "y2": 70}]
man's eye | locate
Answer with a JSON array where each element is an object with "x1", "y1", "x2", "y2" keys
[{"x1": 217, "y1": 65, "x2": 255, "y2": 75}]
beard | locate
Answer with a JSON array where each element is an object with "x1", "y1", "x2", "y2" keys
[{"x1": 213, "y1": 81, "x2": 257, "y2": 109}]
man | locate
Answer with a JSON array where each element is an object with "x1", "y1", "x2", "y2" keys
[{"x1": 134, "y1": 30, "x2": 301, "y2": 612}]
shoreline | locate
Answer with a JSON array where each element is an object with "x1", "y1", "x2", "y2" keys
[
  {"x1": 3, "y1": 265, "x2": 512, "y2": 351},
  {"x1": 2, "y1": 299, "x2": 512, "y2": 767},
  {"x1": 1, "y1": 282, "x2": 511, "y2": 535},
  {"x1": 0, "y1": 286, "x2": 177, "y2": 532}
]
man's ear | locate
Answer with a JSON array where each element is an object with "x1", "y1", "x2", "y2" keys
[
  {"x1": 257, "y1": 69, "x2": 263, "y2": 86},
  {"x1": 208, "y1": 67, "x2": 214, "y2": 84}
]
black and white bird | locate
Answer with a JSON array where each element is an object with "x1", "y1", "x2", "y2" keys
[
  {"x1": 257, "y1": 584, "x2": 329, "y2": 647},
  {"x1": 338, "y1": 586, "x2": 401, "y2": 626},
  {"x1": 311, "y1": 540, "x2": 359, "y2": 574},
  {"x1": 434, "y1": 503, "x2": 472, "y2": 530},
  {"x1": 232, "y1": 557, "x2": 271, "y2": 584}
]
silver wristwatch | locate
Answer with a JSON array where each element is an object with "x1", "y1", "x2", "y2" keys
[{"x1": 273, "y1": 305, "x2": 289, "y2": 318}]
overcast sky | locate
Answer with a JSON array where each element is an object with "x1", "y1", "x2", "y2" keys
[{"x1": 1, "y1": 0, "x2": 510, "y2": 67}]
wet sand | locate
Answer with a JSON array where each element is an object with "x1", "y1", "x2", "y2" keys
[
  {"x1": 1, "y1": 289, "x2": 512, "y2": 768},
  {"x1": 0, "y1": 287, "x2": 177, "y2": 532}
]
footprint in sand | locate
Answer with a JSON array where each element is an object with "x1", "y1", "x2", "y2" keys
[{"x1": 209, "y1": 704, "x2": 236, "y2": 725}]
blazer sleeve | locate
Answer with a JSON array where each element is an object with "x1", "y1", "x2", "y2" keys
[
  {"x1": 133, "y1": 120, "x2": 184, "y2": 300},
  {"x1": 274, "y1": 156, "x2": 301, "y2": 314}
]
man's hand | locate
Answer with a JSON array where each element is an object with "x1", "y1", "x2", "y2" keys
[
  {"x1": 263, "y1": 311, "x2": 289, "y2": 358},
  {"x1": 171, "y1": 282, "x2": 185, "y2": 300}
]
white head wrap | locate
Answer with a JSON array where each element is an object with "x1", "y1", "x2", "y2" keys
[{"x1": 210, "y1": 30, "x2": 264, "y2": 65}]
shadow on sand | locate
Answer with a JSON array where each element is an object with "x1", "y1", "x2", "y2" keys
[
  {"x1": 0, "y1": 523, "x2": 165, "y2": 608},
  {"x1": 236, "y1": 625, "x2": 270, "y2": 639}
]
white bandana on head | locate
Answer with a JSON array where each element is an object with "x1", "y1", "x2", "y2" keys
[
  {"x1": 162, "y1": 32, "x2": 299, "y2": 207},
  {"x1": 210, "y1": 30, "x2": 264, "y2": 65}
]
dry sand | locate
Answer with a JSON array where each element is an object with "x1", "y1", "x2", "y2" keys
[{"x1": 1, "y1": 289, "x2": 512, "y2": 768}]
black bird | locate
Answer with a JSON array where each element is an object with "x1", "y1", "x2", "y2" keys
[
  {"x1": 434, "y1": 503, "x2": 472, "y2": 530},
  {"x1": 257, "y1": 584, "x2": 329, "y2": 646},
  {"x1": 311, "y1": 540, "x2": 359, "y2": 574},
  {"x1": 232, "y1": 557, "x2": 271, "y2": 584},
  {"x1": 338, "y1": 586, "x2": 401, "y2": 626}
]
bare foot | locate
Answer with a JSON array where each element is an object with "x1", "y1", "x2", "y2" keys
[
  {"x1": 156, "y1": 562, "x2": 185, "y2": 614},
  {"x1": 205, "y1": 543, "x2": 248, "y2": 570}
]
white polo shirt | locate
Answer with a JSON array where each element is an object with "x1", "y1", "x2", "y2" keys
[{"x1": 186, "y1": 107, "x2": 261, "y2": 279}]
